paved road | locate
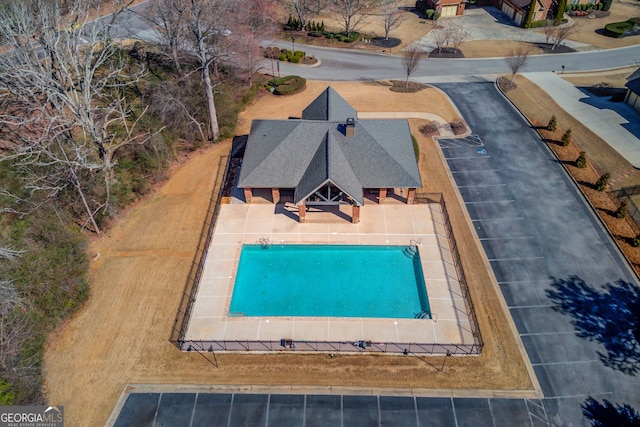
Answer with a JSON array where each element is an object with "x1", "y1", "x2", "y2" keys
[
  {"x1": 274, "y1": 43, "x2": 640, "y2": 81},
  {"x1": 107, "y1": 2, "x2": 640, "y2": 82}
]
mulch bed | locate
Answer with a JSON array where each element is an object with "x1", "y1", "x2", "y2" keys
[
  {"x1": 370, "y1": 37, "x2": 401, "y2": 48},
  {"x1": 532, "y1": 43, "x2": 577, "y2": 54},
  {"x1": 389, "y1": 80, "x2": 430, "y2": 93},
  {"x1": 428, "y1": 48, "x2": 464, "y2": 58},
  {"x1": 536, "y1": 120, "x2": 640, "y2": 274}
]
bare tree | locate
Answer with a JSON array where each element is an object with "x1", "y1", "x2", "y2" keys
[
  {"x1": 227, "y1": 31, "x2": 267, "y2": 87},
  {"x1": 377, "y1": 0, "x2": 405, "y2": 40},
  {"x1": 550, "y1": 25, "x2": 575, "y2": 50},
  {"x1": 0, "y1": 0, "x2": 160, "y2": 233},
  {"x1": 150, "y1": 83, "x2": 208, "y2": 143},
  {"x1": 402, "y1": 44, "x2": 422, "y2": 88},
  {"x1": 449, "y1": 22, "x2": 469, "y2": 52},
  {"x1": 329, "y1": 0, "x2": 374, "y2": 36},
  {"x1": 505, "y1": 45, "x2": 533, "y2": 84},
  {"x1": 148, "y1": 0, "x2": 188, "y2": 76},
  {"x1": 432, "y1": 23, "x2": 452, "y2": 53},
  {"x1": 279, "y1": 0, "x2": 324, "y2": 29},
  {"x1": 182, "y1": 0, "x2": 238, "y2": 141},
  {"x1": 543, "y1": 20, "x2": 555, "y2": 45}
]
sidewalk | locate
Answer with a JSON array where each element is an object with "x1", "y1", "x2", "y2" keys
[{"x1": 525, "y1": 71, "x2": 640, "y2": 169}]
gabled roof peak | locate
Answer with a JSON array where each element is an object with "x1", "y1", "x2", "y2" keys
[{"x1": 301, "y1": 86, "x2": 357, "y2": 122}]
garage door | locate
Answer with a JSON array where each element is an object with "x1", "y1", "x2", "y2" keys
[
  {"x1": 514, "y1": 11, "x2": 523, "y2": 25},
  {"x1": 441, "y1": 5, "x2": 457, "y2": 16},
  {"x1": 501, "y1": 3, "x2": 514, "y2": 18}
]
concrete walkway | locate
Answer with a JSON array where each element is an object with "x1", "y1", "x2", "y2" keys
[{"x1": 524, "y1": 71, "x2": 640, "y2": 169}]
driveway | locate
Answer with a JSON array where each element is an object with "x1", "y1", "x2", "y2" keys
[
  {"x1": 407, "y1": 7, "x2": 590, "y2": 53},
  {"x1": 436, "y1": 81, "x2": 640, "y2": 425}
]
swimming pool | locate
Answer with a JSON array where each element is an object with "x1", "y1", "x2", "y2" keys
[{"x1": 229, "y1": 244, "x2": 430, "y2": 319}]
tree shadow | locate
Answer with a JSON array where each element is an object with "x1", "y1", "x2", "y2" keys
[
  {"x1": 546, "y1": 276, "x2": 640, "y2": 375},
  {"x1": 582, "y1": 397, "x2": 640, "y2": 426}
]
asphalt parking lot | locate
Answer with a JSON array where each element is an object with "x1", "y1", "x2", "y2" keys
[{"x1": 436, "y1": 82, "x2": 640, "y2": 424}]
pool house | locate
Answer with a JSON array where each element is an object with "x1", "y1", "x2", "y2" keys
[{"x1": 237, "y1": 87, "x2": 422, "y2": 223}]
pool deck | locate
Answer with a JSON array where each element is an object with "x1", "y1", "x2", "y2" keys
[{"x1": 184, "y1": 202, "x2": 476, "y2": 352}]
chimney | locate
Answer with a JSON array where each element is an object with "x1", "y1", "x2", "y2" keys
[{"x1": 345, "y1": 117, "x2": 355, "y2": 138}]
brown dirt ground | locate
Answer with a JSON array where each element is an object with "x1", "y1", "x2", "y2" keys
[
  {"x1": 44, "y1": 81, "x2": 536, "y2": 427},
  {"x1": 503, "y1": 75, "x2": 640, "y2": 274},
  {"x1": 562, "y1": 68, "x2": 636, "y2": 89}
]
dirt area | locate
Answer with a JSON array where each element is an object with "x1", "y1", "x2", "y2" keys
[
  {"x1": 562, "y1": 0, "x2": 640, "y2": 48},
  {"x1": 44, "y1": 81, "x2": 535, "y2": 427},
  {"x1": 562, "y1": 68, "x2": 636, "y2": 89}
]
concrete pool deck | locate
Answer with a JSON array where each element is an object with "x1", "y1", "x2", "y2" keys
[{"x1": 184, "y1": 202, "x2": 477, "y2": 352}]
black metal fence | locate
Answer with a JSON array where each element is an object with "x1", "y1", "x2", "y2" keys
[
  {"x1": 171, "y1": 180, "x2": 483, "y2": 355},
  {"x1": 612, "y1": 185, "x2": 640, "y2": 231},
  {"x1": 415, "y1": 192, "x2": 484, "y2": 353},
  {"x1": 170, "y1": 155, "x2": 231, "y2": 346},
  {"x1": 179, "y1": 339, "x2": 482, "y2": 355}
]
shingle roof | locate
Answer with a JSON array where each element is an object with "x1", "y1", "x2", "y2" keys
[
  {"x1": 238, "y1": 87, "x2": 422, "y2": 206},
  {"x1": 302, "y1": 86, "x2": 357, "y2": 121},
  {"x1": 626, "y1": 78, "x2": 640, "y2": 96}
]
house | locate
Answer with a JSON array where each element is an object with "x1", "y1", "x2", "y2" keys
[
  {"x1": 237, "y1": 87, "x2": 422, "y2": 223},
  {"x1": 624, "y1": 68, "x2": 640, "y2": 112},
  {"x1": 428, "y1": 0, "x2": 466, "y2": 17},
  {"x1": 495, "y1": 0, "x2": 552, "y2": 26}
]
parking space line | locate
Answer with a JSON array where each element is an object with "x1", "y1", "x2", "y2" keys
[
  {"x1": 531, "y1": 360, "x2": 600, "y2": 367},
  {"x1": 451, "y1": 169, "x2": 498, "y2": 173},
  {"x1": 457, "y1": 184, "x2": 506, "y2": 188},
  {"x1": 464, "y1": 199, "x2": 515, "y2": 204},
  {"x1": 443, "y1": 156, "x2": 492, "y2": 160},
  {"x1": 479, "y1": 236, "x2": 534, "y2": 241},
  {"x1": 472, "y1": 217, "x2": 525, "y2": 221},
  {"x1": 518, "y1": 331, "x2": 577, "y2": 337}
]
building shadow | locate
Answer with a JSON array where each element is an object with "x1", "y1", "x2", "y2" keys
[
  {"x1": 581, "y1": 397, "x2": 640, "y2": 426},
  {"x1": 546, "y1": 275, "x2": 640, "y2": 375},
  {"x1": 575, "y1": 87, "x2": 640, "y2": 140}
]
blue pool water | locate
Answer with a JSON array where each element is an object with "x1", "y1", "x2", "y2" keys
[{"x1": 229, "y1": 244, "x2": 430, "y2": 319}]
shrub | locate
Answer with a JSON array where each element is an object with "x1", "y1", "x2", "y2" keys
[
  {"x1": 595, "y1": 172, "x2": 610, "y2": 191},
  {"x1": 615, "y1": 200, "x2": 628, "y2": 218},
  {"x1": 308, "y1": 31, "x2": 323, "y2": 37},
  {"x1": 426, "y1": 9, "x2": 435, "y2": 19},
  {"x1": 565, "y1": 3, "x2": 573, "y2": 11},
  {"x1": 632, "y1": 234, "x2": 640, "y2": 247},
  {"x1": 547, "y1": 115, "x2": 557, "y2": 131},
  {"x1": 278, "y1": 53, "x2": 287, "y2": 61},
  {"x1": 294, "y1": 50, "x2": 305, "y2": 58},
  {"x1": 411, "y1": 134, "x2": 420, "y2": 160},
  {"x1": 0, "y1": 379, "x2": 15, "y2": 406},
  {"x1": 561, "y1": 128, "x2": 571, "y2": 146},
  {"x1": 604, "y1": 20, "x2": 633, "y2": 38},
  {"x1": 601, "y1": 0, "x2": 612, "y2": 10},
  {"x1": 271, "y1": 75, "x2": 306, "y2": 95},
  {"x1": 596, "y1": 3, "x2": 603, "y2": 10},
  {"x1": 576, "y1": 151, "x2": 587, "y2": 168},
  {"x1": 531, "y1": 20, "x2": 551, "y2": 28}
]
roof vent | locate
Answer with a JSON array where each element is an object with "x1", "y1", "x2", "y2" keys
[{"x1": 345, "y1": 117, "x2": 355, "y2": 138}]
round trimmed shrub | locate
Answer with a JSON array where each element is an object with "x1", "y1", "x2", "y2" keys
[{"x1": 271, "y1": 75, "x2": 307, "y2": 96}]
